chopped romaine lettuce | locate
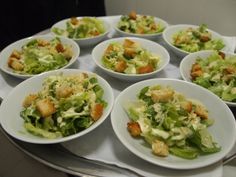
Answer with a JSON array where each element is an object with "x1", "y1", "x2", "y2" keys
[
  {"x1": 125, "y1": 85, "x2": 220, "y2": 159},
  {"x1": 20, "y1": 73, "x2": 107, "y2": 138}
]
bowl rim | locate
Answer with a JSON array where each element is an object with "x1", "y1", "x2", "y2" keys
[
  {"x1": 113, "y1": 15, "x2": 169, "y2": 37},
  {"x1": 180, "y1": 49, "x2": 236, "y2": 107},
  {"x1": 162, "y1": 24, "x2": 227, "y2": 56},
  {"x1": 0, "y1": 34, "x2": 80, "y2": 79},
  {"x1": 0, "y1": 69, "x2": 114, "y2": 144},
  {"x1": 111, "y1": 78, "x2": 236, "y2": 169},
  {"x1": 91, "y1": 37, "x2": 170, "y2": 78},
  {"x1": 50, "y1": 16, "x2": 111, "y2": 41}
]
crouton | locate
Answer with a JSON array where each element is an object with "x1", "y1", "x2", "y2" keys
[
  {"x1": 194, "y1": 105, "x2": 208, "y2": 119},
  {"x1": 191, "y1": 70, "x2": 203, "y2": 80},
  {"x1": 218, "y1": 51, "x2": 225, "y2": 59},
  {"x1": 36, "y1": 99, "x2": 56, "y2": 118},
  {"x1": 180, "y1": 101, "x2": 192, "y2": 113},
  {"x1": 63, "y1": 47, "x2": 73, "y2": 60},
  {"x1": 224, "y1": 66, "x2": 236, "y2": 74},
  {"x1": 191, "y1": 63, "x2": 203, "y2": 80},
  {"x1": 136, "y1": 27, "x2": 144, "y2": 34},
  {"x1": 89, "y1": 30, "x2": 100, "y2": 36},
  {"x1": 151, "y1": 89, "x2": 174, "y2": 103},
  {"x1": 10, "y1": 50, "x2": 21, "y2": 59},
  {"x1": 124, "y1": 48, "x2": 136, "y2": 58},
  {"x1": 152, "y1": 139, "x2": 169, "y2": 157},
  {"x1": 115, "y1": 60, "x2": 127, "y2": 73},
  {"x1": 200, "y1": 34, "x2": 211, "y2": 42},
  {"x1": 70, "y1": 17, "x2": 79, "y2": 25},
  {"x1": 127, "y1": 121, "x2": 141, "y2": 137},
  {"x1": 56, "y1": 86, "x2": 73, "y2": 98},
  {"x1": 55, "y1": 43, "x2": 64, "y2": 53},
  {"x1": 104, "y1": 44, "x2": 114, "y2": 55},
  {"x1": 129, "y1": 11, "x2": 137, "y2": 20},
  {"x1": 37, "y1": 39, "x2": 49, "y2": 47},
  {"x1": 123, "y1": 39, "x2": 135, "y2": 48},
  {"x1": 8, "y1": 57, "x2": 24, "y2": 71},
  {"x1": 22, "y1": 94, "x2": 38, "y2": 108},
  {"x1": 191, "y1": 63, "x2": 202, "y2": 72},
  {"x1": 137, "y1": 65, "x2": 154, "y2": 74},
  {"x1": 90, "y1": 103, "x2": 103, "y2": 121}
]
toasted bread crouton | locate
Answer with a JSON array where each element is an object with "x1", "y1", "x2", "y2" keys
[
  {"x1": 36, "y1": 99, "x2": 56, "y2": 117},
  {"x1": 137, "y1": 65, "x2": 154, "y2": 74},
  {"x1": 180, "y1": 101, "x2": 192, "y2": 113},
  {"x1": 70, "y1": 17, "x2": 79, "y2": 25},
  {"x1": 152, "y1": 139, "x2": 169, "y2": 157},
  {"x1": 191, "y1": 63, "x2": 203, "y2": 80},
  {"x1": 89, "y1": 30, "x2": 100, "y2": 36},
  {"x1": 10, "y1": 50, "x2": 21, "y2": 59},
  {"x1": 191, "y1": 70, "x2": 203, "y2": 80},
  {"x1": 91, "y1": 103, "x2": 103, "y2": 121},
  {"x1": 218, "y1": 51, "x2": 225, "y2": 59},
  {"x1": 136, "y1": 27, "x2": 144, "y2": 34},
  {"x1": 150, "y1": 23, "x2": 157, "y2": 30},
  {"x1": 63, "y1": 47, "x2": 73, "y2": 60},
  {"x1": 127, "y1": 121, "x2": 142, "y2": 137},
  {"x1": 23, "y1": 94, "x2": 38, "y2": 108},
  {"x1": 129, "y1": 11, "x2": 137, "y2": 20},
  {"x1": 200, "y1": 34, "x2": 211, "y2": 42},
  {"x1": 195, "y1": 105, "x2": 208, "y2": 119},
  {"x1": 123, "y1": 39, "x2": 136, "y2": 48},
  {"x1": 115, "y1": 60, "x2": 127, "y2": 73},
  {"x1": 224, "y1": 66, "x2": 236, "y2": 74},
  {"x1": 56, "y1": 86, "x2": 73, "y2": 98},
  {"x1": 124, "y1": 48, "x2": 136, "y2": 58},
  {"x1": 37, "y1": 39, "x2": 49, "y2": 47},
  {"x1": 55, "y1": 43, "x2": 65, "y2": 53},
  {"x1": 191, "y1": 63, "x2": 201, "y2": 72},
  {"x1": 104, "y1": 44, "x2": 114, "y2": 55},
  {"x1": 151, "y1": 89, "x2": 174, "y2": 103},
  {"x1": 8, "y1": 57, "x2": 24, "y2": 71}
]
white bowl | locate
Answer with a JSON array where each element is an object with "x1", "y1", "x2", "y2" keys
[
  {"x1": 180, "y1": 50, "x2": 236, "y2": 107},
  {"x1": 111, "y1": 78, "x2": 236, "y2": 169},
  {"x1": 0, "y1": 69, "x2": 114, "y2": 144},
  {"x1": 113, "y1": 16, "x2": 168, "y2": 41},
  {"x1": 162, "y1": 24, "x2": 229, "y2": 58},
  {"x1": 92, "y1": 37, "x2": 170, "y2": 81},
  {"x1": 51, "y1": 17, "x2": 110, "y2": 47},
  {"x1": 0, "y1": 35, "x2": 80, "y2": 79}
]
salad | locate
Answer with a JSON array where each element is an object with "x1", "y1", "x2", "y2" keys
[
  {"x1": 125, "y1": 85, "x2": 220, "y2": 159},
  {"x1": 20, "y1": 73, "x2": 107, "y2": 138},
  {"x1": 172, "y1": 24, "x2": 225, "y2": 52},
  {"x1": 117, "y1": 11, "x2": 165, "y2": 34},
  {"x1": 8, "y1": 38, "x2": 73, "y2": 75},
  {"x1": 52, "y1": 17, "x2": 106, "y2": 39},
  {"x1": 102, "y1": 39, "x2": 160, "y2": 74},
  {"x1": 191, "y1": 51, "x2": 236, "y2": 102}
]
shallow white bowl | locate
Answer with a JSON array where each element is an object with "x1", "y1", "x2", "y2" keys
[
  {"x1": 111, "y1": 78, "x2": 236, "y2": 169},
  {"x1": 0, "y1": 69, "x2": 114, "y2": 144},
  {"x1": 92, "y1": 37, "x2": 170, "y2": 82},
  {"x1": 0, "y1": 35, "x2": 80, "y2": 79},
  {"x1": 113, "y1": 16, "x2": 168, "y2": 41},
  {"x1": 51, "y1": 17, "x2": 110, "y2": 47},
  {"x1": 162, "y1": 24, "x2": 229, "y2": 58},
  {"x1": 180, "y1": 50, "x2": 236, "y2": 107}
]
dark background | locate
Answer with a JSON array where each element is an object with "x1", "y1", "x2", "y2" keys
[{"x1": 0, "y1": 0, "x2": 106, "y2": 50}]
